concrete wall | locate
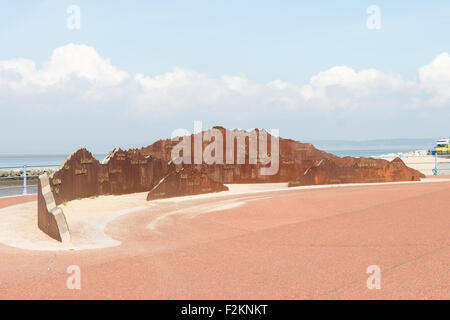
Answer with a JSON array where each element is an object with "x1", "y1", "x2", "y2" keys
[{"x1": 37, "y1": 174, "x2": 70, "y2": 242}]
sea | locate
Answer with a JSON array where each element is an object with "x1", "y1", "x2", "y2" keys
[
  {"x1": 0, "y1": 147, "x2": 428, "y2": 197},
  {"x1": 0, "y1": 154, "x2": 106, "y2": 169}
]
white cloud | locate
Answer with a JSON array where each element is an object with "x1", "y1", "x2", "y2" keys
[
  {"x1": 419, "y1": 52, "x2": 450, "y2": 104},
  {"x1": 0, "y1": 44, "x2": 127, "y2": 92},
  {"x1": 1, "y1": 43, "x2": 450, "y2": 119}
]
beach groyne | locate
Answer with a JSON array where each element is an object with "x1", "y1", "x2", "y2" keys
[
  {"x1": 0, "y1": 168, "x2": 56, "y2": 177},
  {"x1": 0, "y1": 168, "x2": 56, "y2": 185}
]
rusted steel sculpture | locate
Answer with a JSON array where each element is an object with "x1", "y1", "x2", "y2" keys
[
  {"x1": 37, "y1": 127, "x2": 425, "y2": 241},
  {"x1": 142, "y1": 126, "x2": 339, "y2": 183},
  {"x1": 288, "y1": 157, "x2": 424, "y2": 187},
  {"x1": 47, "y1": 148, "x2": 171, "y2": 205},
  {"x1": 42, "y1": 128, "x2": 425, "y2": 206},
  {"x1": 147, "y1": 167, "x2": 229, "y2": 200},
  {"x1": 37, "y1": 148, "x2": 175, "y2": 240}
]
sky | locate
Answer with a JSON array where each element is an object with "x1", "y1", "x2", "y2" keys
[{"x1": 1, "y1": 0, "x2": 450, "y2": 154}]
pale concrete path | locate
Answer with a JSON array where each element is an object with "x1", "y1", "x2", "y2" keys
[{"x1": 0, "y1": 180, "x2": 449, "y2": 299}]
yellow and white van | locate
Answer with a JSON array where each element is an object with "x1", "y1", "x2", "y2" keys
[{"x1": 435, "y1": 139, "x2": 450, "y2": 153}]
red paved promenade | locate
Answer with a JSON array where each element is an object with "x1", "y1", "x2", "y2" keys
[
  {"x1": 0, "y1": 195, "x2": 36, "y2": 209},
  {"x1": 0, "y1": 180, "x2": 448, "y2": 299}
]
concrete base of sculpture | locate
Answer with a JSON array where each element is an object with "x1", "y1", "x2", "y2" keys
[{"x1": 37, "y1": 174, "x2": 71, "y2": 242}]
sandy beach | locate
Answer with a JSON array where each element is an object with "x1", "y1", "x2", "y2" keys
[{"x1": 376, "y1": 150, "x2": 450, "y2": 176}]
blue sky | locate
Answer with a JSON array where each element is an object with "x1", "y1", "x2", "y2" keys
[{"x1": 1, "y1": 1, "x2": 450, "y2": 153}]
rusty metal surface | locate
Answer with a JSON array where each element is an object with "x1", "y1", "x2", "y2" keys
[
  {"x1": 147, "y1": 167, "x2": 229, "y2": 200},
  {"x1": 142, "y1": 127, "x2": 338, "y2": 184},
  {"x1": 44, "y1": 128, "x2": 425, "y2": 204},
  {"x1": 49, "y1": 148, "x2": 172, "y2": 205},
  {"x1": 288, "y1": 157, "x2": 424, "y2": 187}
]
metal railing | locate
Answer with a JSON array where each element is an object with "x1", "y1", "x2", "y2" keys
[
  {"x1": 0, "y1": 164, "x2": 59, "y2": 196},
  {"x1": 435, "y1": 161, "x2": 450, "y2": 175}
]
